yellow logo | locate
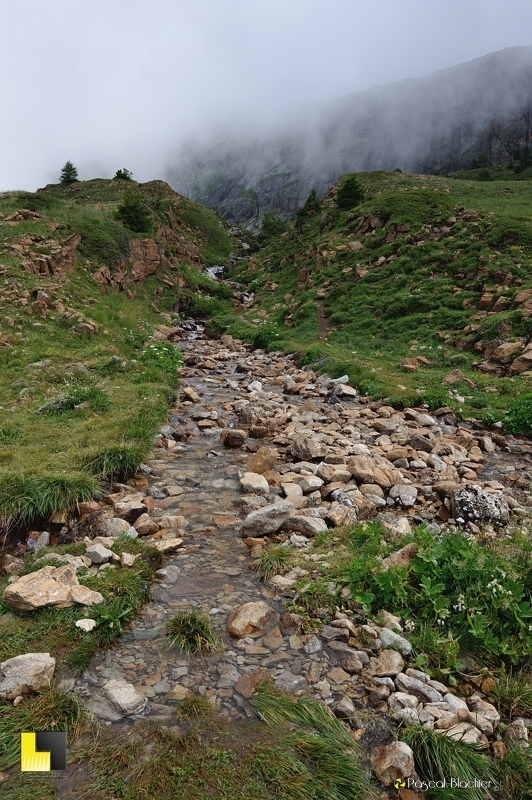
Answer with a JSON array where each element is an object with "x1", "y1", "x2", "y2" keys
[
  {"x1": 20, "y1": 732, "x2": 67, "y2": 771},
  {"x1": 394, "y1": 778, "x2": 406, "y2": 789}
]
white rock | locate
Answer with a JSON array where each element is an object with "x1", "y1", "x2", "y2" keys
[
  {"x1": 75, "y1": 618, "x2": 97, "y2": 632},
  {"x1": 103, "y1": 679, "x2": 149, "y2": 716},
  {"x1": 0, "y1": 653, "x2": 55, "y2": 700},
  {"x1": 240, "y1": 472, "x2": 270, "y2": 496}
]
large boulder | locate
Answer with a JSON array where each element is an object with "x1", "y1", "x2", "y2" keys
[
  {"x1": 287, "y1": 436, "x2": 327, "y2": 461},
  {"x1": 240, "y1": 472, "x2": 270, "y2": 496},
  {"x1": 370, "y1": 741, "x2": 416, "y2": 785},
  {"x1": 3, "y1": 564, "x2": 104, "y2": 610},
  {"x1": 282, "y1": 515, "x2": 328, "y2": 536},
  {"x1": 0, "y1": 653, "x2": 55, "y2": 700},
  {"x1": 452, "y1": 485, "x2": 509, "y2": 525},
  {"x1": 247, "y1": 446, "x2": 278, "y2": 474},
  {"x1": 241, "y1": 500, "x2": 294, "y2": 535},
  {"x1": 227, "y1": 601, "x2": 277, "y2": 638},
  {"x1": 347, "y1": 455, "x2": 402, "y2": 488}
]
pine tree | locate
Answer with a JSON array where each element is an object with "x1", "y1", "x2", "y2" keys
[
  {"x1": 59, "y1": 160, "x2": 78, "y2": 184},
  {"x1": 115, "y1": 189, "x2": 154, "y2": 234},
  {"x1": 114, "y1": 168, "x2": 133, "y2": 180},
  {"x1": 336, "y1": 174, "x2": 364, "y2": 209}
]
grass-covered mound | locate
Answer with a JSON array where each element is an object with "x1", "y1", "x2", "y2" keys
[{"x1": 0, "y1": 178, "x2": 236, "y2": 532}]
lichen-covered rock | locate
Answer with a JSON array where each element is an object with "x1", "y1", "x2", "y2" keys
[{"x1": 452, "y1": 485, "x2": 509, "y2": 525}]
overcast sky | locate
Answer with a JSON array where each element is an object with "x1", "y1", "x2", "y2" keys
[{"x1": 1, "y1": 0, "x2": 531, "y2": 191}]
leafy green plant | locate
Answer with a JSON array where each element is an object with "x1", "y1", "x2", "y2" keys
[
  {"x1": 165, "y1": 610, "x2": 223, "y2": 655},
  {"x1": 89, "y1": 597, "x2": 134, "y2": 641},
  {"x1": 502, "y1": 393, "x2": 532, "y2": 436},
  {"x1": 252, "y1": 321, "x2": 284, "y2": 350},
  {"x1": 256, "y1": 544, "x2": 295, "y2": 582},
  {"x1": 347, "y1": 525, "x2": 532, "y2": 667},
  {"x1": 139, "y1": 342, "x2": 182, "y2": 376},
  {"x1": 401, "y1": 725, "x2": 496, "y2": 800}
]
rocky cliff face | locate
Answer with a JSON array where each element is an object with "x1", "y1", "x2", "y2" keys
[{"x1": 169, "y1": 46, "x2": 532, "y2": 227}]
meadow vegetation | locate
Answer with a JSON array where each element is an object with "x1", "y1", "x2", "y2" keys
[
  {"x1": 0, "y1": 178, "x2": 233, "y2": 533},
  {"x1": 216, "y1": 169, "x2": 532, "y2": 432}
]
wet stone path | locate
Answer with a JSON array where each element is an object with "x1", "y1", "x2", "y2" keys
[
  {"x1": 71, "y1": 343, "x2": 344, "y2": 730},
  {"x1": 65, "y1": 324, "x2": 532, "y2": 775}
]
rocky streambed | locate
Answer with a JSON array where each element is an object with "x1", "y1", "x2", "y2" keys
[{"x1": 4, "y1": 321, "x2": 532, "y2": 796}]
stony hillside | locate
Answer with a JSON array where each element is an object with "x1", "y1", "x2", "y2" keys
[
  {"x1": 215, "y1": 169, "x2": 532, "y2": 431},
  {"x1": 170, "y1": 46, "x2": 532, "y2": 226},
  {"x1": 0, "y1": 177, "x2": 239, "y2": 534}
]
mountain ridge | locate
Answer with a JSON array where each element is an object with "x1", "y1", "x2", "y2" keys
[{"x1": 169, "y1": 45, "x2": 532, "y2": 227}]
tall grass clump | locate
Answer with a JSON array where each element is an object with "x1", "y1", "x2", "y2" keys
[
  {"x1": 79, "y1": 443, "x2": 148, "y2": 479},
  {"x1": 401, "y1": 725, "x2": 496, "y2": 800},
  {"x1": 0, "y1": 687, "x2": 86, "y2": 770},
  {"x1": 0, "y1": 472, "x2": 98, "y2": 534},
  {"x1": 488, "y1": 671, "x2": 532, "y2": 721},
  {"x1": 251, "y1": 682, "x2": 377, "y2": 800}
]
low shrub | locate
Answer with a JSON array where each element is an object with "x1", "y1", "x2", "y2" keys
[{"x1": 77, "y1": 217, "x2": 130, "y2": 267}]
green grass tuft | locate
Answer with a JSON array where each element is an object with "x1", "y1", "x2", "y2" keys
[
  {"x1": 256, "y1": 544, "x2": 295, "y2": 581},
  {"x1": 488, "y1": 671, "x2": 532, "y2": 722},
  {"x1": 165, "y1": 610, "x2": 223, "y2": 655},
  {"x1": 0, "y1": 472, "x2": 99, "y2": 533},
  {"x1": 251, "y1": 682, "x2": 377, "y2": 800},
  {"x1": 0, "y1": 686, "x2": 86, "y2": 771},
  {"x1": 79, "y1": 442, "x2": 149, "y2": 478},
  {"x1": 177, "y1": 694, "x2": 215, "y2": 719}
]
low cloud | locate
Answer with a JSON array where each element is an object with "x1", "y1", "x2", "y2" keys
[{"x1": 1, "y1": 0, "x2": 531, "y2": 191}]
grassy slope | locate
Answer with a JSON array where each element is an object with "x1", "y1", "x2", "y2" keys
[
  {"x1": 219, "y1": 170, "x2": 532, "y2": 423},
  {"x1": 0, "y1": 178, "x2": 234, "y2": 532}
]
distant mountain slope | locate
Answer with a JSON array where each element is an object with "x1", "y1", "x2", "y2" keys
[{"x1": 169, "y1": 46, "x2": 532, "y2": 227}]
